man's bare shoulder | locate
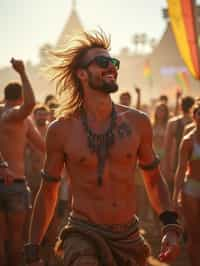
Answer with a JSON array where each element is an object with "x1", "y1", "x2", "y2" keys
[
  {"x1": 0, "y1": 105, "x2": 21, "y2": 120},
  {"x1": 116, "y1": 104, "x2": 149, "y2": 122},
  {"x1": 181, "y1": 129, "x2": 195, "y2": 149},
  {"x1": 184, "y1": 122, "x2": 195, "y2": 135},
  {"x1": 47, "y1": 115, "x2": 75, "y2": 136},
  {"x1": 168, "y1": 115, "x2": 182, "y2": 125}
]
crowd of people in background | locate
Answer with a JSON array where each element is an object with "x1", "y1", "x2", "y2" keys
[
  {"x1": 0, "y1": 31, "x2": 200, "y2": 266},
  {"x1": 119, "y1": 89, "x2": 200, "y2": 266}
]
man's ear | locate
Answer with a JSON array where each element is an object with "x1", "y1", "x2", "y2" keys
[{"x1": 76, "y1": 69, "x2": 87, "y2": 80}]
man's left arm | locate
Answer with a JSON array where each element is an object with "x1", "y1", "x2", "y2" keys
[
  {"x1": 138, "y1": 114, "x2": 170, "y2": 212},
  {"x1": 137, "y1": 113, "x2": 182, "y2": 263}
]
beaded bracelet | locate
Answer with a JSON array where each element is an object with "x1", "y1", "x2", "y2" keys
[{"x1": 162, "y1": 223, "x2": 184, "y2": 238}]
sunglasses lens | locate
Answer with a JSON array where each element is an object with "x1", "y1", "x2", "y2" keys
[
  {"x1": 111, "y1": 58, "x2": 120, "y2": 69},
  {"x1": 96, "y1": 57, "x2": 109, "y2": 68},
  {"x1": 84, "y1": 56, "x2": 120, "y2": 69}
]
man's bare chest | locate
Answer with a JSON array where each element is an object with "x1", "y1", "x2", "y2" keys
[{"x1": 64, "y1": 121, "x2": 140, "y2": 165}]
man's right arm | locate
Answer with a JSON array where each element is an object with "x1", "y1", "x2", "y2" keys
[
  {"x1": 29, "y1": 121, "x2": 65, "y2": 245},
  {"x1": 135, "y1": 86, "x2": 141, "y2": 110},
  {"x1": 4, "y1": 58, "x2": 36, "y2": 121}
]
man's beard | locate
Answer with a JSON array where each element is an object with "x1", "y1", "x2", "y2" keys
[{"x1": 87, "y1": 70, "x2": 118, "y2": 94}]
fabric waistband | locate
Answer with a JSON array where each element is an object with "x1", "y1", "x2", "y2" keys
[
  {"x1": 0, "y1": 178, "x2": 26, "y2": 183},
  {"x1": 68, "y1": 213, "x2": 139, "y2": 234}
]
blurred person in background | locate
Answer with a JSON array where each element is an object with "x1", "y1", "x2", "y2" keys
[
  {"x1": 174, "y1": 90, "x2": 182, "y2": 116},
  {"x1": 183, "y1": 97, "x2": 200, "y2": 136},
  {"x1": 119, "y1": 86, "x2": 141, "y2": 110},
  {"x1": 151, "y1": 102, "x2": 170, "y2": 234},
  {"x1": 152, "y1": 102, "x2": 169, "y2": 172},
  {"x1": 0, "y1": 58, "x2": 44, "y2": 266},
  {"x1": 48, "y1": 101, "x2": 59, "y2": 122},
  {"x1": 159, "y1": 94, "x2": 168, "y2": 105},
  {"x1": 25, "y1": 104, "x2": 50, "y2": 205},
  {"x1": 44, "y1": 94, "x2": 57, "y2": 107},
  {"x1": 119, "y1": 91, "x2": 131, "y2": 106},
  {"x1": 163, "y1": 96, "x2": 195, "y2": 195},
  {"x1": 173, "y1": 103, "x2": 200, "y2": 266}
]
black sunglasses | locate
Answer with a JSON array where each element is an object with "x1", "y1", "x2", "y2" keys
[{"x1": 82, "y1": 56, "x2": 120, "y2": 70}]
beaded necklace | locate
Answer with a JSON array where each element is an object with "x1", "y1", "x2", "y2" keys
[{"x1": 80, "y1": 103, "x2": 117, "y2": 186}]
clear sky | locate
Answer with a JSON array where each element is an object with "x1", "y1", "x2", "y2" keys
[{"x1": 0, "y1": 0, "x2": 169, "y2": 67}]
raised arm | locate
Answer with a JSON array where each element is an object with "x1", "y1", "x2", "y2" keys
[
  {"x1": 4, "y1": 58, "x2": 36, "y2": 121},
  {"x1": 174, "y1": 90, "x2": 182, "y2": 116},
  {"x1": 135, "y1": 86, "x2": 141, "y2": 110}
]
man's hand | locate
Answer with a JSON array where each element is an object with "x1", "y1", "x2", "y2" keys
[
  {"x1": 176, "y1": 90, "x2": 182, "y2": 99},
  {"x1": 135, "y1": 87, "x2": 141, "y2": 94},
  {"x1": 159, "y1": 231, "x2": 180, "y2": 263},
  {"x1": 10, "y1": 58, "x2": 25, "y2": 75}
]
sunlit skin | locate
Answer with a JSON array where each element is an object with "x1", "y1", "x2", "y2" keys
[
  {"x1": 29, "y1": 48, "x2": 181, "y2": 265},
  {"x1": 0, "y1": 59, "x2": 45, "y2": 266},
  {"x1": 152, "y1": 103, "x2": 169, "y2": 171},
  {"x1": 163, "y1": 109, "x2": 193, "y2": 188},
  {"x1": 26, "y1": 108, "x2": 49, "y2": 200},
  {"x1": 173, "y1": 107, "x2": 200, "y2": 266},
  {"x1": 0, "y1": 60, "x2": 45, "y2": 178}
]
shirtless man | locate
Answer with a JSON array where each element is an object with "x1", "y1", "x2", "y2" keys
[
  {"x1": 0, "y1": 58, "x2": 45, "y2": 266},
  {"x1": 173, "y1": 103, "x2": 200, "y2": 266},
  {"x1": 25, "y1": 104, "x2": 59, "y2": 266},
  {"x1": 26, "y1": 30, "x2": 182, "y2": 266},
  {"x1": 119, "y1": 91, "x2": 131, "y2": 106},
  {"x1": 25, "y1": 104, "x2": 50, "y2": 202},
  {"x1": 163, "y1": 96, "x2": 195, "y2": 195}
]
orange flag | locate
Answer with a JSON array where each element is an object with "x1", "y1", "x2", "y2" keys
[{"x1": 167, "y1": 0, "x2": 200, "y2": 79}]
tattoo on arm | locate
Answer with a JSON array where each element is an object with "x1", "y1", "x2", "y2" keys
[{"x1": 117, "y1": 122, "x2": 132, "y2": 139}]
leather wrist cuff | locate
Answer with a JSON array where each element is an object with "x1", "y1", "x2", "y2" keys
[
  {"x1": 159, "y1": 210, "x2": 178, "y2": 225},
  {"x1": 24, "y1": 243, "x2": 40, "y2": 264}
]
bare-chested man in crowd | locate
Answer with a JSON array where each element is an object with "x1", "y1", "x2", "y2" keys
[
  {"x1": 25, "y1": 104, "x2": 50, "y2": 202},
  {"x1": 25, "y1": 103, "x2": 58, "y2": 266},
  {"x1": 26, "y1": 30, "x2": 183, "y2": 266},
  {"x1": 0, "y1": 58, "x2": 45, "y2": 266},
  {"x1": 163, "y1": 96, "x2": 195, "y2": 195}
]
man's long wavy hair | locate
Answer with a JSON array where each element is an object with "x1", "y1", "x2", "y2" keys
[{"x1": 48, "y1": 29, "x2": 111, "y2": 118}]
